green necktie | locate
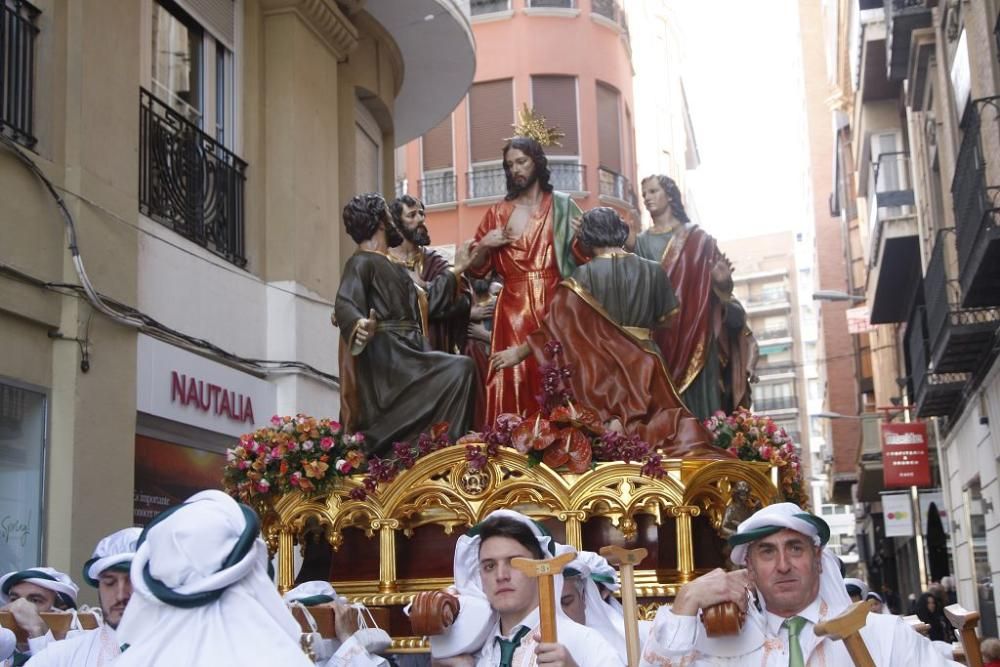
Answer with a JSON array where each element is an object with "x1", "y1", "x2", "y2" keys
[
  {"x1": 495, "y1": 625, "x2": 532, "y2": 667},
  {"x1": 784, "y1": 616, "x2": 808, "y2": 667}
]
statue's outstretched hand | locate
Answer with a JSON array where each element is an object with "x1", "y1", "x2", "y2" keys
[
  {"x1": 454, "y1": 239, "x2": 474, "y2": 273},
  {"x1": 355, "y1": 309, "x2": 378, "y2": 346},
  {"x1": 711, "y1": 254, "x2": 734, "y2": 285},
  {"x1": 480, "y1": 228, "x2": 514, "y2": 249},
  {"x1": 490, "y1": 345, "x2": 526, "y2": 371}
]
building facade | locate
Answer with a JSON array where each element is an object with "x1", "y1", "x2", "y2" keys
[
  {"x1": 0, "y1": 0, "x2": 474, "y2": 601},
  {"x1": 822, "y1": 0, "x2": 1000, "y2": 629},
  {"x1": 397, "y1": 0, "x2": 639, "y2": 249}
]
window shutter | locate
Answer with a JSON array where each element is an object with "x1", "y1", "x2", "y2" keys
[
  {"x1": 531, "y1": 75, "x2": 578, "y2": 156},
  {"x1": 469, "y1": 79, "x2": 514, "y2": 164},
  {"x1": 596, "y1": 82, "x2": 621, "y2": 172},
  {"x1": 178, "y1": 0, "x2": 235, "y2": 48},
  {"x1": 422, "y1": 114, "x2": 453, "y2": 171}
]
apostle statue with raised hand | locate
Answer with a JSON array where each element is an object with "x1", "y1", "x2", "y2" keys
[
  {"x1": 465, "y1": 108, "x2": 588, "y2": 424},
  {"x1": 490, "y1": 207, "x2": 731, "y2": 458},
  {"x1": 388, "y1": 194, "x2": 474, "y2": 355},
  {"x1": 334, "y1": 193, "x2": 475, "y2": 456},
  {"x1": 634, "y1": 174, "x2": 737, "y2": 421}
]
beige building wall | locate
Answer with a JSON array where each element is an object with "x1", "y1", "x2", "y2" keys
[{"x1": 0, "y1": 0, "x2": 471, "y2": 603}]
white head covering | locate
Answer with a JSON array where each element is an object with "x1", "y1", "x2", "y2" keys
[
  {"x1": 430, "y1": 509, "x2": 565, "y2": 658},
  {"x1": 0, "y1": 566, "x2": 78, "y2": 608},
  {"x1": 865, "y1": 591, "x2": 891, "y2": 614},
  {"x1": 844, "y1": 577, "x2": 869, "y2": 599},
  {"x1": 115, "y1": 490, "x2": 311, "y2": 666},
  {"x1": 728, "y1": 503, "x2": 852, "y2": 617},
  {"x1": 564, "y1": 553, "x2": 627, "y2": 663},
  {"x1": 83, "y1": 527, "x2": 142, "y2": 587},
  {"x1": 283, "y1": 580, "x2": 338, "y2": 606}
]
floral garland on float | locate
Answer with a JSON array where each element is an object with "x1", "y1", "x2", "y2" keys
[{"x1": 223, "y1": 344, "x2": 807, "y2": 505}]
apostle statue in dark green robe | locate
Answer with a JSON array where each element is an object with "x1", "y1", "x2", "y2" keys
[
  {"x1": 490, "y1": 207, "x2": 730, "y2": 458},
  {"x1": 334, "y1": 193, "x2": 475, "y2": 456}
]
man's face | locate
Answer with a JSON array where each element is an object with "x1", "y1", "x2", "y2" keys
[
  {"x1": 641, "y1": 179, "x2": 668, "y2": 216},
  {"x1": 746, "y1": 529, "x2": 821, "y2": 617},
  {"x1": 504, "y1": 148, "x2": 537, "y2": 193},
  {"x1": 560, "y1": 577, "x2": 586, "y2": 624},
  {"x1": 381, "y1": 210, "x2": 404, "y2": 248},
  {"x1": 398, "y1": 202, "x2": 431, "y2": 246},
  {"x1": 97, "y1": 570, "x2": 132, "y2": 628},
  {"x1": 479, "y1": 536, "x2": 539, "y2": 620},
  {"x1": 7, "y1": 582, "x2": 57, "y2": 613}
]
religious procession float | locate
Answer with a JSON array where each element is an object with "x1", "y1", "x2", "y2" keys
[{"x1": 224, "y1": 403, "x2": 806, "y2": 654}]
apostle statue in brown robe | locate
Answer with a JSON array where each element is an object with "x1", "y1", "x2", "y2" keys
[
  {"x1": 634, "y1": 174, "x2": 736, "y2": 421},
  {"x1": 388, "y1": 195, "x2": 473, "y2": 354},
  {"x1": 489, "y1": 207, "x2": 731, "y2": 459},
  {"x1": 333, "y1": 193, "x2": 475, "y2": 456}
]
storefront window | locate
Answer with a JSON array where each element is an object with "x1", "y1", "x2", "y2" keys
[
  {"x1": 969, "y1": 484, "x2": 997, "y2": 637},
  {"x1": 0, "y1": 382, "x2": 46, "y2": 573}
]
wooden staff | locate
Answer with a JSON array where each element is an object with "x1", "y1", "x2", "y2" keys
[
  {"x1": 945, "y1": 603, "x2": 983, "y2": 667},
  {"x1": 813, "y1": 599, "x2": 876, "y2": 667},
  {"x1": 600, "y1": 545, "x2": 648, "y2": 667},
  {"x1": 511, "y1": 551, "x2": 575, "y2": 643}
]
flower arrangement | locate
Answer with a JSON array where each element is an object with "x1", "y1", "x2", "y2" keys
[{"x1": 702, "y1": 407, "x2": 809, "y2": 508}]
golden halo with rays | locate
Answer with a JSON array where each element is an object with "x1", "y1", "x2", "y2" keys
[{"x1": 506, "y1": 103, "x2": 565, "y2": 148}]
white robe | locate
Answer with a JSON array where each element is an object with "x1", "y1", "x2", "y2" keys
[
  {"x1": 23, "y1": 626, "x2": 120, "y2": 666},
  {"x1": 473, "y1": 608, "x2": 623, "y2": 667},
  {"x1": 639, "y1": 596, "x2": 963, "y2": 667}
]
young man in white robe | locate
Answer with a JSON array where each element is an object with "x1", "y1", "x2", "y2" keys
[
  {"x1": 23, "y1": 527, "x2": 140, "y2": 666},
  {"x1": 430, "y1": 509, "x2": 622, "y2": 667},
  {"x1": 112, "y1": 490, "x2": 314, "y2": 666},
  {"x1": 0, "y1": 567, "x2": 78, "y2": 664},
  {"x1": 639, "y1": 502, "x2": 962, "y2": 666}
]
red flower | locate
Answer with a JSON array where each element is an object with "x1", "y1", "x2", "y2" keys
[{"x1": 511, "y1": 415, "x2": 557, "y2": 454}]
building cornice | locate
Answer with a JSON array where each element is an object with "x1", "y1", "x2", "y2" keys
[{"x1": 260, "y1": 0, "x2": 359, "y2": 60}]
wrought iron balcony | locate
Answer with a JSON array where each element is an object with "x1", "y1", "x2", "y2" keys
[
  {"x1": 753, "y1": 395, "x2": 799, "y2": 412},
  {"x1": 0, "y1": 0, "x2": 40, "y2": 148},
  {"x1": 755, "y1": 362, "x2": 797, "y2": 376},
  {"x1": 470, "y1": 0, "x2": 509, "y2": 15},
  {"x1": 467, "y1": 165, "x2": 506, "y2": 200},
  {"x1": 884, "y1": 0, "x2": 931, "y2": 81},
  {"x1": 951, "y1": 97, "x2": 1000, "y2": 307},
  {"x1": 591, "y1": 0, "x2": 618, "y2": 22},
  {"x1": 139, "y1": 88, "x2": 248, "y2": 267},
  {"x1": 529, "y1": 0, "x2": 573, "y2": 7},
  {"x1": 758, "y1": 326, "x2": 791, "y2": 341},
  {"x1": 394, "y1": 178, "x2": 407, "y2": 199},
  {"x1": 598, "y1": 167, "x2": 635, "y2": 207},
  {"x1": 868, "y1": 151, "x2": 920, "y2": 324},
  {"x1": 549, "y1": 162, "x2": 586, "y2": 192},
  {"x1": 923, "y1": 230, "x2": 1000, "y2": 374},
  {"x1": 419, "y1": 172, "x2": 457, "y2": 206},
  {"x1": 747, "y1": 289, "x2": 790, "y2": 306},
  {"x1": 906, "y1": 303, "x2": 968, "y2": 418}
]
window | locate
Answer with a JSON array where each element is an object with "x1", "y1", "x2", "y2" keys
[
  {"x1": 596, "y1": 82, "x2": 621, "y2": 173},
  {"x1": 470, "y1": 0, "x2": 509, "y2": 16},
  {"x1": 532, "y1": 75, "x2": 583, "y2": 191},
  {"x1": 421, "y1": 114, "x2": 456, "y2": 205},
  {"x1": 529, "y1": 0, "x2": 573, "y2": 6},
  {"x1": 0, "y1": 0, "x2": 41, "y2": 148},
  {"x1": 468, "y1": 79, "x2": 513, "y2": 199},
  {"x1": 0, "y1": 381, "x2": 46, "y2": 573},
  {"x1": 151, "y1": 0, "x2": 234, "y2": 146}
]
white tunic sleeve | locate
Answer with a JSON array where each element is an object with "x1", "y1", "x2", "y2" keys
[
  {"x1": 639, "y1": 608, "x2": 701, "y2": 665},
  {"x1": 322, "y1": 635, "x2": 387, "y2": 667}
]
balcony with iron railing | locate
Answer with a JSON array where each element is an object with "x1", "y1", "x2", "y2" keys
[
  {"x1": 867, "y1": 151, "x2": 921, "y2": 324},
  {"x1": 923, "y1": 230, "x2": 1000, "y2": 375},
  {"x1": 0, "y1": 0, "x2": 40, "y2": 148},
  {"x1": 139, "y1": 88, "x2": 247, "y2": 267},
  {"x1": 549, "y1": 162, "x2": 586, "y2": 193},
  {"x1": 420, "y1": 172, "x2": 457, "y2": 207},
  {"x1": 885, "y1": 0, "x2": 931, "y2": 81},
  {"x1": 755, "y1": 361, "x2": 797, "y2": 377},
  {"x1": 753, "y1": 395, "x2": 799, "y2": 412},
  {"x1": 597, "y1": 167, "x2": 637, "y2": 209},
  {"x1": 757, "y1": 326, "x2": 791, "y2": 341},
  {"x1": 746, "y1": 289, "x2": 791, "y2": 310},
  {"x1": 466, "y1": 165, "x2": 506, "y2": 200},
  {"x1": 470, "y1": 0, "x2": 509, "y2": 16},
  {"x1": 951, "y1": 97, "x2": 1000, "y2": 307},
  {"x1": 906, "y1": 302, "x2": 967, "y2": 418}
]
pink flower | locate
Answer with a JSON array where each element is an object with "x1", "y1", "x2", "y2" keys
[
  {"x1": 330, "y1": 421, "x2": 342, "y2": 435},
  {"x1": 290, "y1": 472, "x2": 302, "y2": 486},
  {"x1": 287, "y1": 440, "x2": 299, "y2": 452},
  {"x1": 335, "y1": 458, "x2": 352, "y2": 474},
  {"x1": 302, "y1": 440, "x2": 314, "y2": 451},
  {"x1": 271, "y1": 415, "x2": 281, "y2": 426},
  {"x1": 256, "y1": 478, "x2": 271, "y2": 493},
  {"x1": 238, "y1": 460, "x2": 250, "y2": 470},
  {"x1": 320, "y1": 437, "x2": 335, "y2": 451},
  {"x1": 759, "y1": 445, "x2": 773, "y2": 460},
  {"x1": 351, "y1": 433, "x2": 366, "y2": 445}
]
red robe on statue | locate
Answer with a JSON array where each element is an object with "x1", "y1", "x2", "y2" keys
[{"x1": 470, "y1": 192, "x2": 584, "y2": 423}]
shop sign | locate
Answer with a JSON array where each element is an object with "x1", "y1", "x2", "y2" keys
[{"x1": 882, "y1": 422, "x2": 931, "y2": 488}]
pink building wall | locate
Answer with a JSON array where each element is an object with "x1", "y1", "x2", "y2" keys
[{"x1": 401, "y1": 0, "x2": 638, "y2": 247}]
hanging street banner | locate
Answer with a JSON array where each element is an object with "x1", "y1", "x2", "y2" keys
[
  {"x1": 882, "y1": 422, "x2": 932, "y2": 488},
  {"x1": 882, "y1": 492, "x2": 915, "y2": 538}
]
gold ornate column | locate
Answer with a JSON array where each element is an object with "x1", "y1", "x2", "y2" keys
[
  {"x1": 278, "y1": 526, "x2": 296, "y2": 594},
  {"x1": 559, "y1": 510, "x2": 587, "y2": 550},
  {"x1": 375, "y1": 519, "x2": 400, "y2": 593},
  {"x1": 669, "y1": 506, "x2": 701, "y2": 582}
]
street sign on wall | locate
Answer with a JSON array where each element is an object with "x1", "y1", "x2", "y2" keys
[
  {"x1": 882, "y1": 422, "x2": 932, "y2": 488},
  {"x1": 882, "y1": 492, "x2": 915, "y2": 537}
]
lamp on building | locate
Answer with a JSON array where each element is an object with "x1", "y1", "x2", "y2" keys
[{"x1": 812, "y1": 290, "x2": 865, "y2": 303}]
